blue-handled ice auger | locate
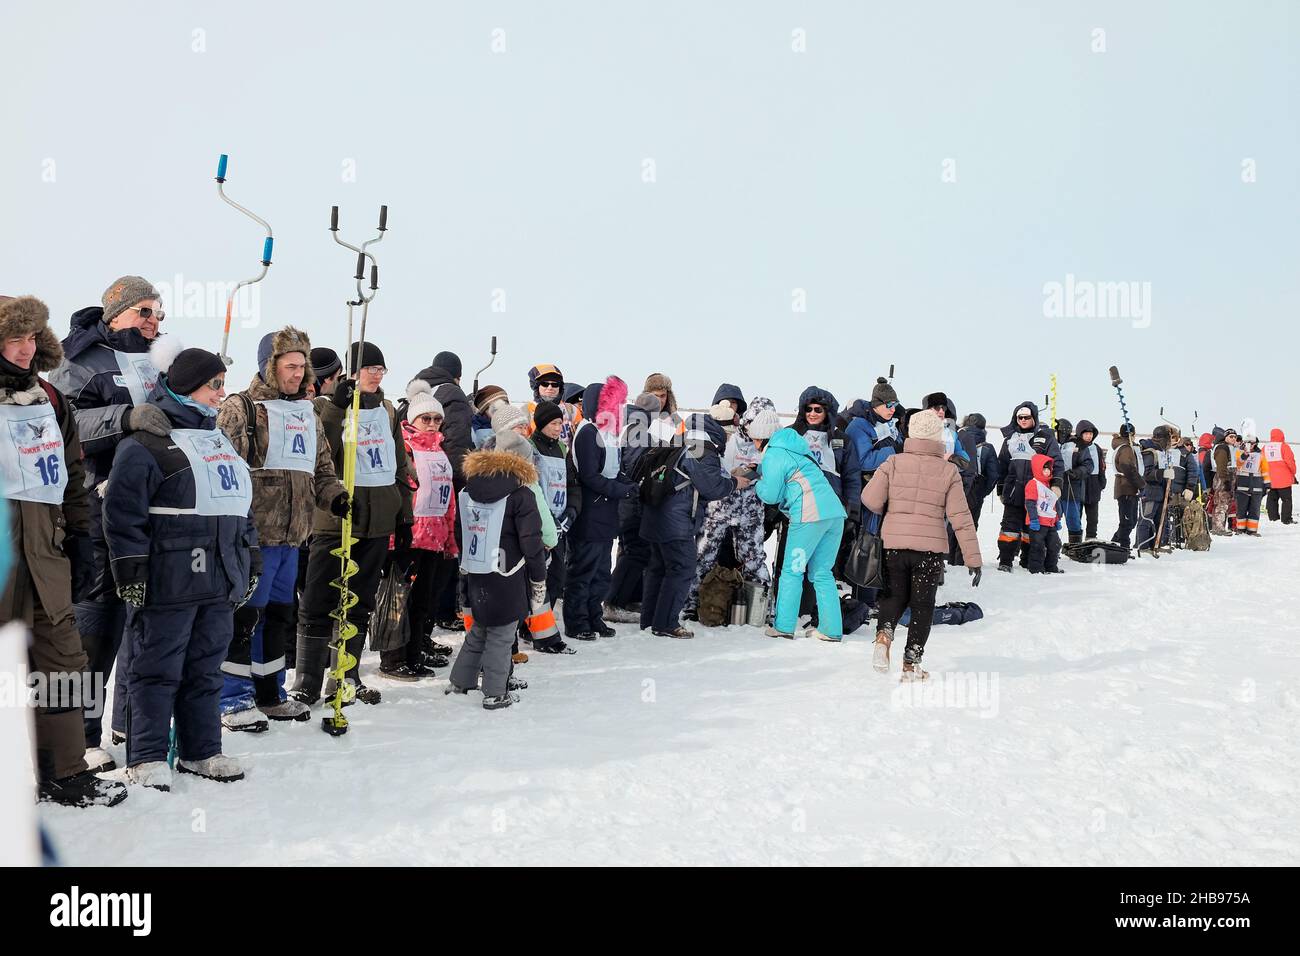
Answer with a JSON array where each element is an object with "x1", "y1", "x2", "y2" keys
[
  {"x1": 214, "y1": 154, "x2": 274, "y2": 366},
  {"x1": 1108, "y1": 366, "x2": 1131, "y2": 430}
]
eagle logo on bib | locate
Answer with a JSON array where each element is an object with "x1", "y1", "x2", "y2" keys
[{"x1": 24, "y1": 421, "x2": 50, "y2": 441}]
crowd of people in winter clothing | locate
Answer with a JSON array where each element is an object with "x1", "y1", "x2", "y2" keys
[{"x1": 2, "y1": 279, "x2": 1295, "y2": 808}]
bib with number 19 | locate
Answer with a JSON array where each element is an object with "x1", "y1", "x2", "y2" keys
[{"x1": 413, "y1": 448, "x2": 454, "y2": 517}]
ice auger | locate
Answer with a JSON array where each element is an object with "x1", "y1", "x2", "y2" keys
[{"x1": 214, "y1": 154, "x2": 274, "y2": 366}]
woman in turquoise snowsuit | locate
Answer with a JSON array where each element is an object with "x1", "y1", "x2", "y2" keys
[{"x1": 753, "y1": 426, "x2": 846, "y2": 640}]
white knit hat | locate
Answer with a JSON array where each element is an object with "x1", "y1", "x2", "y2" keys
[
  {"x1": 908, "y1": 409, "x2": 944, "y2": 442},
  {"x1": 406, "y1": 381, "x2": 445, "y2": 423},
  {"x1": 491, "y1": 402, "x2": 531, "y2": 435},
  {"x1": 746, "y1": 407, "x2": 782, "y2": 440}
]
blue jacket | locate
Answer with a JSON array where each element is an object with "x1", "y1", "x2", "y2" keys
[
  {"x1": 712, "y1": 383, "x2": 747, "y2": 419},
  {"x1": 755, "y1": 427, "x2": 847, "y2": 524},
  {"x1": 640, "y1": 416, "x2": 737, "y2": 542},
  {"x1": 845, "y1": 399, "x2": 903, "y2": 477},
  {"x1": 48, "y1": 306, "x2": 160, "y2": 496},
  {"x1": 570, "y1": 382, "x2": 636, "y2": 541},
  {"x1": 957, "y1": 417, "x2": 999, "y2": 498},
  {"x1": 103, "y1": 377, "x2": 260, "y2": 607},
  {"x1": 793, "y1": 386, "x2": 862, "y2": 519}
]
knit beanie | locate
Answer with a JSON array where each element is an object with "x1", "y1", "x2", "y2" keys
[
  {"x1": 311, "y1": 347, "x2": 342, "y2": 382},
  {"x1": 347, "y1": 341, "x2": 386, "y2": 373},
  {"x1": 101, "y1": 275, "x2": 161, "y2": 325},
  {"x1": 709, "y1": 401, "x2": 738, "y2": 425},
  {"x1": 495, "y1": 428, "x2": 535, "y2": 463},
  {"x1": 491, "y1": 402, "x2": 531, "y2": 435},
  {"x1": 432, "y1": 351, "x2": 462, "y2": 379},
  {"x1": 908, "y1": 409, "x2": 944, "y2": 442},
  {"x1": 533, "y1": 400, "x2": 564, "y2": 432},
  {"x1": 870, "y1": 377, "x2": 898, "y2": 407},
  {"x1": 474, "y1": 385, "x2": 509, "y2": 416},
  {"x1": 406, "y1": 380, "x2": 445, "y2": 423},
  {"x1": 168, "y1": 348, "x2": 227, "y2": 395},
  {"x1": 746, "y1": 407, "x2": 782, "y2": 440}
]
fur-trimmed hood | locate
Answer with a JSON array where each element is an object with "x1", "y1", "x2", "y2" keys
[
  {"x1": 0, "y1": 295, "x2": 63, "y2": 372},
  {"x1": 582, "y1": 375, "x2": 628, "y2": 434},
  {"x1": 463, "y1": 448, "x2": 538, "y2": 504}
]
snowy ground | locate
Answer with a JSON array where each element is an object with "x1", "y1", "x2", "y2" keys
[{"x1": 38, "y1": 515, "x2": 1300, "y2": 866}]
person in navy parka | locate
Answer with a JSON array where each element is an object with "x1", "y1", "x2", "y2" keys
[
  {"x1": 993, "y1": 400, "x2": 1064, "y2": 571},
  {"x1": 48, "y1": 276, "x2": 172, "y2": 762},
  {"x1": 104, "y1": 345, "x2": 261, "y2": 791}
]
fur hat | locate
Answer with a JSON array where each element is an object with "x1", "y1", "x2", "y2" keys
[
  {"x1": 491, "y1": 402, "x2": 530, "y2": 435},
  {"x1": 257, "y1": 326, "x2": 314, "y2": 390},
  {"x1": 745, "y1": 406, "x2": 782, "y2": 440},
  {"x1": 0, "y1": 295, "x2": 62, "y2": 372},
  {"x1": 870, "y1": 376, "x2": 898, "y2": 407},
  {"x1": 642, "y1": 372, "x2": 676, "y2": 414},
  {"x1": 908, "y1": 409, "x2": 945, "y2": 442},
  {"x1": 406, "y1": 380, "x2": 445, "y2": 423},
  {"x1": 101, "y1": 275, "x2": 160, "y2": 325}
]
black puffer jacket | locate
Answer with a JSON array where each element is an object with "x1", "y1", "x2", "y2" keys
[{"x1": 996, "y1": 400, "x2": 1064, "y2": 506}]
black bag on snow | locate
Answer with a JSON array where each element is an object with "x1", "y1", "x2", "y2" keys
[{"x1": 1061, "y1": 540, "x2": 1131, "y2": 565}]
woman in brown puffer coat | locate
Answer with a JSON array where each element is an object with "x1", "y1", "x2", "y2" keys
[{"x1": 861, "y1": 407, "x2": 981, "y2": 681}]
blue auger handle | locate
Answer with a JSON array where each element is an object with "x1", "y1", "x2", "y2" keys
[
  {"x1": 217, "y1": 153, "x2": 229, "y2": 181},
  {"x1": 262, "y1": 237, "x2": 274, "y2": 265}
]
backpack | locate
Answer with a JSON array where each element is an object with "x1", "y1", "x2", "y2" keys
[
  {"x1": 634, "y1": 445, "x2": 689, "y2": 507},
  {"x1": 1182, "y1": 498, "x2": 1212, "y2": 551},
  {"x1": 697, "y1": 564, "x2": 743, "y2": 627},
  {"x1": 1061, "y1": 540, "x2": 1131, "y2": 565}
]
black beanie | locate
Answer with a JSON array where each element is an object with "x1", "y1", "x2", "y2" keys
[
  {"x1": 348, "y1": 341, "x2": 386, "y2": 373},
  {"x1": 870, "y1": 376, "x2": 898, "y2": 406},
  {"x1": 168, "y1": 348, "x2": 227, "y2": 395},
  {"x1": 433, "y1": 350, "x2": 462, "y2": 378},
  {"x1": 311, "y1": 347, "x2": 342, "y2": 381},
  {"x1": 533, "y1": 400, "x2": 564, "y2": 432}
]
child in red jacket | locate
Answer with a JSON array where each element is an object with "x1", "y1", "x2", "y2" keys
[{"x1": 1024, "y1": 453, "x2": 1063, "y2": 573}]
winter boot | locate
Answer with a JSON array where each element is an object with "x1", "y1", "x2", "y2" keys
[
  {"x1": 900, "y1": 661, "x2": 930, "y2": 682},
  {"x1": 288, "y1": 631, "x2": 329, "y2": 705},
  {"x1": 765, "y1": 626, "x2": 796, "y2": 639},
  {"x1": 512, "y1": 651, "x2": 529, "y2": 664},
  {"x1": 1068, "y1": 532, "x2": 1083, "y2": 545},
  {"x1": 110, "y1": 729, "x2": 126, "y2": 746},
  {"x1": 177, "y1": 754, "x2": 245, "y2": 783},
  {"x1": 423, "y1": 636, "x2": 453, "y2": 657},
  {"x1": 125, "y1": 761, "x2": 173, "y2": 792},
  {"x1": 39, "y1": 770, "x2": 128, "y2": 808},
  {"x1": 258, "y1": 698, "x2": 311, "y2": 722},
  {"x1": 602, "y1": 603, "x2": 640, "y2": 624},
  {"x1": 379, "y1": 662, "x2": 426, "y2": 682},
  {"x1": 483, "y1": 692, "x2": 520, "y2": 710},
  {"x1": 873, "y1": 624, "x2": 893, "y2": 673},
  {"x1": 83, "y1": 746, "x2": 116, "y2": 774},
  {"x1": 221, "y1": 707, "x2": 269, "y2": 733},
  {"x1": 507, "y1": 675, "x2": 528, "y2": 691},
  {"x1": 810, "y1": 629, "x2": 842, "y2": 643},
  {"x1": 653, "y1": 626, "x2": 694, "y2": 639},
  {"x1": 538, "y1": 640, "x2": 576, "y2": 654}
]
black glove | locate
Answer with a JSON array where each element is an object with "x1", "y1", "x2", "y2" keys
[
  {"x1": 392, "y1": 522, "x2": 414, "y2": 568},
  {"x1": 237, "y1": 574, "x2": 260, "y2": 609},
  {"x1": 331, "y1": 378, "x2": 358, "y2": 410},
  {"x1": 123, "y1": 403, "x2": 172, "y2": 437},
  {"x1": 116, "y1": 582, "x2": 147, "y2": 608},
  {"x1": 969, "y1": 567, "x2": 981, "y2": 588},
  {"x1": 872, "y1": 435, "x2": 896, "y2": 451},
  {"x1": 64, "y1": 532, "x2": 95, "y2": 604},
  {"x1": 329, "y1": 491, "x2": 351, "y2": 518}
]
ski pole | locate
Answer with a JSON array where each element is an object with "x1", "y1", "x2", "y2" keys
[
  {"x1": 214, "y1": 154, "x2": 274, "y2": 366},
  {"x1": 1049, "y1": 374, "x2": 1058, "y2": 429},
  {"x1": 471, "y1": 336, "x2": 498, "y2": 398}
]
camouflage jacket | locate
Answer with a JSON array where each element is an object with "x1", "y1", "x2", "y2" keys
[{"x1": 217, "y1": 375, "x2": 345, "y2": 547}]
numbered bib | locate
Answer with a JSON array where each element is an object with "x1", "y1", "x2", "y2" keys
[
  {"x1": 350, "y1": 405, "x2": 397, "y2": 487},
  {"x1": 257, "y1": 399, "x2": 317, "y2": 474},
  {"x1": 413, "y1": 448, "x2": 454, "y2": 518},
  {"x1": 537, "y1": 454, "x2": 568, "y2": 517},
  {"x1": 1263, "y1": 442, "x2": 1284, "y2": 463},
  {"x1": 573, "y1": 420, "x2": 620, "y2": 479},
  {"x1": 803, "y1": 430, "x2": 839, "y2": 476},
  {"x1": 170, "y1": 428, "x2": 254, "y2": 517},
  {"x1": 458, "y1": 492, "x2": 511, "y2": 575},
  {"x1": 113, "y1": 350, "x2": 160, "y2": 407},
  {"x1": 0, "y1": 402, "x2": 67, "y2": 505},
  {"x1": 1005, "y1": 432, "x2": 1034, "y2": 460},
  {"x1": 1033, "y1": 480, "x2": 1059, "y2": 519}
]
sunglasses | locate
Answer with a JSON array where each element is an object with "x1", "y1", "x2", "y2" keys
[
  {"x1": 416, "y1": 414, "x2": 444, "y2": 425},
  {"x1": 805, "y1": 405, "x2": 826, "y2": 414},
  {"x1": 127, "y1": 305, "x2": 165, "y2": 322},
  {"x1": 882, "y1": 401, "x2": 898, "y2": 410},
  {"x1": 538, "y1": 380, "x2": 562, "y2": 390},
  {"x1": 205, "y1": 377, "x2": 226, "y2": 391},
  {"x1": 1016, "y1": 415, "x2": 1034, "y2": 421}
]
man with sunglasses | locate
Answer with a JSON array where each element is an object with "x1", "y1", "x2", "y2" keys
[
  {"x1": 994, "y1": 401, "x2": 1064, "y2": 571},
  {"x1": 215, "y1": 327, "x2": 349, "y2": 731},
  {"x1": 524, "y1": 363, "x2": 582, "y2": 445},
  {"x1": 49, "y1": 276, "x2": 173, "y2": 770}
]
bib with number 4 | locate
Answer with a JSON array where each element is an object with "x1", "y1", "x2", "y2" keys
[
  {"x1": 413, "y1": 448, "x2": 454, "y2": 517},
  {"x1": 1033, "y1": 480, "x2": 1059, "y2": 520},
  {"x1": 170, "y1": 428, "x2": 254, "y2": 516},
  {"x1": 257, "y1": 399, "x2": 317, "y2": 474},
  {"x1": 0, "y1": 402, "x2": 67, "y2": 504},
  {"x1": 350, "y1": 405, "x2": 398, "y2": 487}
]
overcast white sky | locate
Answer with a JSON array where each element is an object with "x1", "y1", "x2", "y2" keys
[{"x1": 2, "y1": 1, "x2": 1296, "y2": 434}]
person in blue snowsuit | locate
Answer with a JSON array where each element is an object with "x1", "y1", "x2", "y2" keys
[
  {"x1": 103, "y1": 347, "x2": 261, "y2": 790},
  {"x1": 754, "y1": 426, "x2": 846, "y2": 640},
  {"x1": 48, "y1": 276, "x2": 171, "y2": 760},
  {"x1": 957, "y1": 413, "x2": 1000, "y2": 528}
]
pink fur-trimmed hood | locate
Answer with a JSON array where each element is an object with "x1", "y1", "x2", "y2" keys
[{"x1": 583, "y1": 374, "x2": 627, "y2": 435}]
